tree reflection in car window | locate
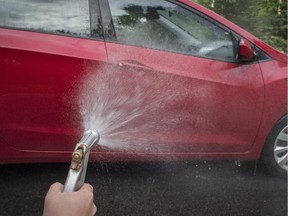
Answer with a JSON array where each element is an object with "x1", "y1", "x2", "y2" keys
[
  {"x1": 0, "y1": 0, "x2": 91, "y2": 37},
  {"x1": 108, "y1": 0, "x2": 234, "y2": 61}
]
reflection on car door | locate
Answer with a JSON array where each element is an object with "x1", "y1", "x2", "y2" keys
[
  {"x1": 104, "y1": 44, "x2": 264, "y2": 154},
  {"x1": 102, "y1": 0, "x2": 265, "y2": 155}
]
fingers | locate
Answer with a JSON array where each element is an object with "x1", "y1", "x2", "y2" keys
[
  {"x1": 46, "y1": 182, "x2": 64, "y2": 196},
  {"x1": 79, "y1": 184, "x2": 96, "y2": 215},
  {"x1": 80, "y1": 183, "x2": 94, "y2": 192},
  {"x1": 50, "y1": 182, "x2": 64, "y2": 191},
  {"x1": 78, "y1": 183, "x2": 94, "y2": 201},
  {"x1": 92, "y1": 203, "x2": 97, "y2": 215},
  {"x1": 48, "y1": 182, "x2": 92, "y2": 195}
]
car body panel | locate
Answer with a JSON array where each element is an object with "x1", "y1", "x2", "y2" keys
[
  {"x1": 104, "y1": 42, "x2": 265, "y2": 153},
  {"x1": 0, "y1": 29, "x2": 107, "y2": 152},
  {"x1": 251, "y1": 60, "x2": 288, "y2": 159},
  {"x1": 0, "y1": 0, "x2": 286, "y2": 164}
]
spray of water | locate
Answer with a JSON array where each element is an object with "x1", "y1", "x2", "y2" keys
[{"x1": 78, "y1": 64, "x2": 214, "y2": 153}]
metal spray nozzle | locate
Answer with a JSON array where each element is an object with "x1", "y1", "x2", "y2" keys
[{"x1": 63, "y1": 129, "x2": 100, "y2": 193}]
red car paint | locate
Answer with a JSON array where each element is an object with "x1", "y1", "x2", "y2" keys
[{"x1": 0, "y1": 0, "x2": 287, "y2": 164}]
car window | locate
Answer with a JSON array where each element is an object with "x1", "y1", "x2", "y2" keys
[
  {"x1": 0, "y1": 0, "x2": 91, "y2": 38},
  {"x1": 108, "y1": 0, "x2": 234, "y2": 61}
]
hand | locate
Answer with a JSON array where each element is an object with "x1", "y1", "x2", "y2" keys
[{"x1": 43, "y1": 182, "x2": 97, "y2": 216}]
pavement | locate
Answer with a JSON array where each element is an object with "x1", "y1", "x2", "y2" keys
[{"x1": 0, "y1": 160, "x2": 287, "y2": 216}]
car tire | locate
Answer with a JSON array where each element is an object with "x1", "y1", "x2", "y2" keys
[{"x1": 260, "y1": 115, "x2": 288, "y2": 178}]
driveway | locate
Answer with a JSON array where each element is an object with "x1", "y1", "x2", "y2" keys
[{"x1": 0, "y1": 161, "x2": 286, "y2": 216}]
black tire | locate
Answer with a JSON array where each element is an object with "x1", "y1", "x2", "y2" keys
[{"x1": 260, "y1": 115, "x2": 287, "y2": 178}]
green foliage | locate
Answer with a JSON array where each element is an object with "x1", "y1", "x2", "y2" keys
[
  {"x1": 117, "y1": 5, "x2": 144, "y2": 26},
  {"x1": 194, "y1": 0, "x2": 287, "y2": 53}
]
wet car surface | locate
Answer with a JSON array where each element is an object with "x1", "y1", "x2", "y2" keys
[{"x1": 0, "y1": 0, "x2": 287, "y2": 177}]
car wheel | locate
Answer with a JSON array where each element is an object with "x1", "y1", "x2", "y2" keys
[{"x1": 260, "y1": 115, "x2": 288, "y2": 178}]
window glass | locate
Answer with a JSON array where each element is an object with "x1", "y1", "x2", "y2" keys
[
  {"x1": 0, "y1": 0, "x2": 90, "y2": 37},
  {"x1": 108, "y1": 0, "x2": 234, "y2": 60}
]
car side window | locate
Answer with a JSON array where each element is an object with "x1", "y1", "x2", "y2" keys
[
  {"x1": 108, "y1": 0, "x2": 234, "y2": 61},
  {"x1": 0, "y1": 0, "x2": 91, "y2": 38}
]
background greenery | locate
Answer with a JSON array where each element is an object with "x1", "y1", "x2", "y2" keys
[{"x1": 193, "y1": 0, "x2": 287, "y2": 53}]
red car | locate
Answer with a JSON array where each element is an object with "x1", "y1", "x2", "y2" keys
[{"x1": 0, "y1": 0, "x2": 287, "y2": 177}]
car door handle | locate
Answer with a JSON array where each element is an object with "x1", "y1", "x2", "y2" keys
[{"x1": 117, "y1": 60, "x2": 153, "y2": 71}]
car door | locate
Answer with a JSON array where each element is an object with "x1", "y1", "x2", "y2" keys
[
  {"x1": 99, "y1": 0, "x2": 265, "y2": 155},
  {"x1": 0, "y1": 0, "x2": 107, "y2": 151}
]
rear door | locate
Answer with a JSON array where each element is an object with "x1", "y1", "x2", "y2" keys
[
  {"x1": 0, "y1": 0, "x2": 107, "y2": 151},
  {"x1": 100, "y1": 0, "x2": 264, "y2": 155}
]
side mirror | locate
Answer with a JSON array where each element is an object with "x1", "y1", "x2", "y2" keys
[{"x1": 237, "y1": 39, "x2": 255, "y2": 62}]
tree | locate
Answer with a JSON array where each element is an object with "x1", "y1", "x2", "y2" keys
[
  {"x1": 260, "y1": 0, "x2": 287, "y2": 52},
  {"x1": 194, "y1": 0, "x2": 287, "y2": 53}
]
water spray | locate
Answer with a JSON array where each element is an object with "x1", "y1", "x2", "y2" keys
[{"x1": 63, "y1": 129, "x2": 100, "y2": 192}]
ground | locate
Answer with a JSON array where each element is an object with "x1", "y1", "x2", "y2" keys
[{"x1": 0, "y1": 161, "x2": 286, "y2": 216}]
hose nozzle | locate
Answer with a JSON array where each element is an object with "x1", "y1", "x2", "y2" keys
[{"x1": 63, "y1": 129, "x2": 100, "y2": 192}]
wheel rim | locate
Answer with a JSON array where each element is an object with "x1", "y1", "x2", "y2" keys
[{"x1": 273, "y1": 125, "x2": 288, "y2": 171}]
